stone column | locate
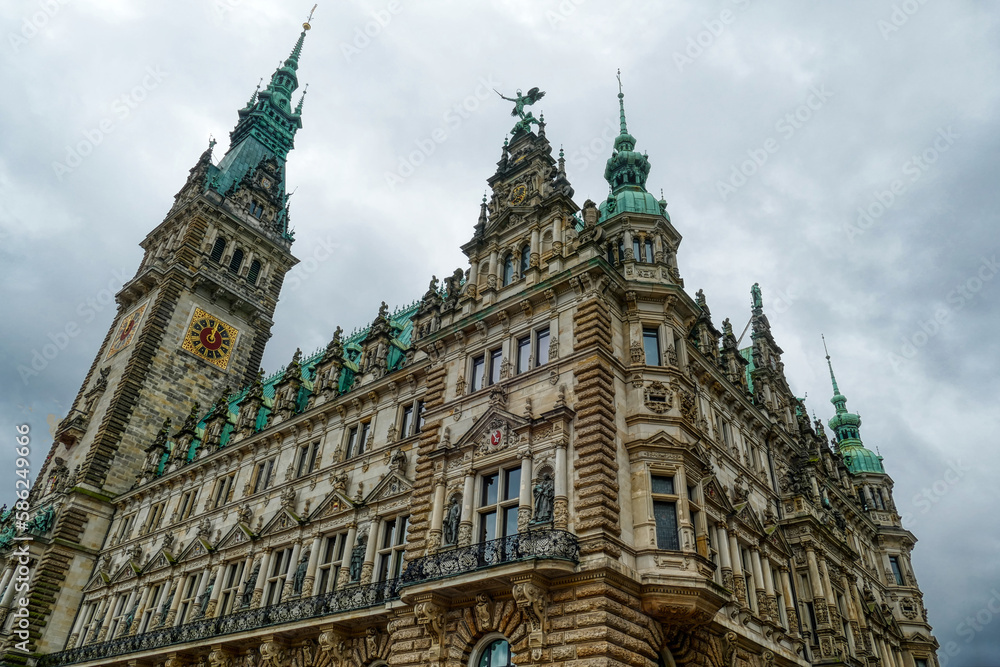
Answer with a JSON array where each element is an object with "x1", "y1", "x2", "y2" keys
[
  {"x1": 166, "y1": 574, "x2": 185, "y2": 626},
  {"x1": 336, "y1": 523, "x2": 358, "y2": 589},
  {"x1": 206, "y1": 565, "x2": 224, "y2": 618},
  {"x1": 127, "y1": 583, "x2": 153, "y2": 635},
  {"x1": 818, "y1": 555, "x2": 838, "y2": 624},
  {"x1": 361, "y1": 517, "x2": 381, "y2": 584},
  {"x1": 115, "y1": 587, "x2": 140, "y2": 638},
  {"x1": 780, "y1": 566, "x2": 800, "y2": 635},
  {"x1": 302, "y1": 534, "x2": 323, "y2": 597},
  {"x1": 761, "y1": 556, "x2": 777, "y2": 623},
  {"x1": 553, "y1": 443, "x2": 568, "y2": 529},
  {"x1": 675, "y1": 466, "x2": 695, "y2": 552},
  {"x1": 530, "y1": 226, "x2": 540, "y2": 269},
  {"x1": 193, "y1": 568, "x2": 211, "y2": 617},
  {"x1": 428, "y1": 478, "x2": 446, "y2": 552},
  {"x1": 622, "y1": 228, "x2": 634, "y2": 260},
  {"x1": 487, "y1": 247, "x2": 499, "y2": 290},
  {"x1": 717, "y1": 523, "x2": 734, "y2": 593},
  {"x1": 750, "y1": 548, "x2": 767, "y2": 618},
  {"x1": 150, "y1": 579, "x2": 172, "y2": 628},
  {"x1": 85, "y1": 597, "x2": 108, "y2": 644},
  {"x1": 467, "y1": 258, "x2": 478, "y2": 297},
  {"x1": 806, "y1": 548, "x2": 829, "y2": 626},
  {"x1": 253, "y1": 549, "x2": 273, "y2": 608},
  {"x1": 283, "y1": 541, "x2": 303, "y2": 599},
  {"x1": 517, "y1": 453, "x2": 533, "y2": 532},
  {"x1": 67, "y1": 596, "x2": 91, "y2": 648},
  {"x1": 459, "y1": 471, "x2": 475, "y2": 546},
  {"x1": 728, "y1": 528, "x2": 748, "y2": 608},
  {"x1": 0, "y1": 564, "x2": 14, "y2": 601},
  {"x1": 238, "y1": 553, "x2": 254, "y2": 603}
]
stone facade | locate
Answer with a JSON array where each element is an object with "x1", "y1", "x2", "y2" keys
[{"x1": 0, "y1": 25, "x2": 939, "y2": 667}]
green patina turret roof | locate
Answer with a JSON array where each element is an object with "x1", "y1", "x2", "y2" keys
[
  {"x1": 598, "y1": 71, "x2": 668, "y2": 223},
  {"x1": 206, "y1": 22, "x2": 311, "y2": 203},
  {"x1": 824, "y1": 337, "x2": 885, "y2": 475}
]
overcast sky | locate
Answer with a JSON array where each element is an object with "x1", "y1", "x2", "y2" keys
[{"x1": 1, "y1": 1, "x2": 997, "y2": 663}]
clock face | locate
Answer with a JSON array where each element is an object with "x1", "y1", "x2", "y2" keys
[
  {"x1": 509, "y1": 184, "x2": 527, "y2": 205},
  {"x1": 106, "y1": 303, "x2": 147, "y2": 359},
  {"x1": 181, "y1": 308, "x2": 239, "y2": 370},
  {"x1": 261, "y1": 177, "x2": 272, "y2": 189}
]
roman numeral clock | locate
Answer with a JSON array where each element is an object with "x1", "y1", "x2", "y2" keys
[{"x1": 181, "y1": 307, "x2": 239, "y2": 370}]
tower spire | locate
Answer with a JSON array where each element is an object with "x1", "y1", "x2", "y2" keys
[
  {"x1": 614, "y1": 69, "x2": 635, "y2": 152},
  {"x1": 822, "y1": 334, "x2": 843, "y2": 403},
  {"x1": 823, "y1": 336, "x2": 885, "y2": 474}
]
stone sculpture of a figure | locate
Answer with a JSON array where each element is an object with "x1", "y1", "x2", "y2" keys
[
  {"x1": 293, "y1": 552, "x2": 309, "y2": 595},
  {"x1": 443, "y1": 496, "x2": 461, "y2": 545},
  {"x1": 532, "y1": 473, "x2": 554, "y2": 522},
  {"x1": 349, "y1": 535, "x2": 367, "y2": 582}
]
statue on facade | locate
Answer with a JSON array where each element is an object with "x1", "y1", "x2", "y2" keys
[
  {"x1": 532, "y1": 473, "x2": 555, "y2": 523},
  {"x1": 349, "y1": 535, "x2": 367, "y2": 582},
  {"x1": 443, "y1": 496, "x2": 461, "y2": 545},
  {"x1": 293, "y1": 551, "x2": 309, "y2": 595},
  {"x1": 495, "y1": 87, "x2": 546, "y2": 136},
  {"x1": 240, "y1": 563, "x2": 260, "y2": 608},
  {"x1": 197, "y1": 577, "x2": 214, "y2": 617},
  {"x1": 751, "y1": 282, "x2": 763, "y2": 311}
]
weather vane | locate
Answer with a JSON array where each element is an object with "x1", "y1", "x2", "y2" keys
[
  {"x1": 494, "y1": 86, "x2": 546, "y2": 136},
  {"x1": 304, "y1": 4, "x2": 317, "y2": 30}
]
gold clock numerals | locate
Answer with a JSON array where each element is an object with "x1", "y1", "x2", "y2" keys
[{"x1": 181, "y1": 307, "x2": 239, "y2": 370}]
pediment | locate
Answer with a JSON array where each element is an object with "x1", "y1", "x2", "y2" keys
[
  {"x1": 110, "y1": 561, "x2": 138, "y2": 583},
  {"x1": 765, "y1": 524, "x2": 792, "y2": 557},
  {"x1": 311, "y1": 488, "x2": 355, "y2": 520},
  {"x1": 734, "y1": 502, "x2": 766, "y2": 535},
  {"x1": 454, "y1": 407, "x2": 530, "y2": 457},
  {"x1": 141, "y1": 549, "x2": 176, "y2": 575},
  {"x1": 83, "y1": 571, "x2": 110, "y2": 593},
  {"x1": 217, "y1": 523, "x2": 255, "y2": 549},
  {"x1": 177, "y1": 537, "x2": 214, "y2": 562},
  {"x1": 364, "y1": 471, "x2": 413, "y2": 504},
  {"x1": 702, "y1": 475, "x2": 734, "y2": 513},
  {"x1": 259, "y1": 507, "x2": 302, "y2": 536}
]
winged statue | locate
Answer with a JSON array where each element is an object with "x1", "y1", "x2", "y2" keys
[{"x1": 494, "y1": 87, "x2": 546, "y2": 136}]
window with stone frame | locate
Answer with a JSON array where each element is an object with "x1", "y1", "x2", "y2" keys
[
  {"x1": 113, "y1": 513, "x2": 137, "y2": 544},
  {"x1": 78, "y1": 601, "x2": 99, "y2": 644},
  {"x1": 212, "y1": 473, "x2": 237, "y2": 509},
  {"x1": 650, "y1": 474, "x2": 680, "y2": 550},
  {"x1": 375, "y1": 515, "x2": 409, "y2": 582},
  {"x1": 176, "y1": 488, "x2": 199, "y2": 522},
  {"x1": 316, "y1": 532, "x2": 348, "y2": 594},
  {"x1": 264, "y1": 548, "x2": 294, "y2": 606},
  {"x1": 502, "y1": 253, "x2": 515, "y2": 286},
  {"x1": 478, "y1": 468, "x2": 520, "y2": 544},
  {"x1": 642, "y1": 326, "x2": 661, "y2": 366},
  {"x1": 519, "y1": 243, "x2": 531, "y2": 275},
  {"x1": 296, "y1": 440, "x2": 320, "y2": 478},
  {"x1": 645, "y1": 238, "x2": 655, "y2": 264},
  {"x1": 774, "y1": 566, "x2": 788, "y2": 628},
  {"x1": 889, "y1": 555, "x2": 905, "y2": 585},
  {"x1": 138, "y1": 583, "x2": 163, "y2": 634},
  {"x1": 229, "y1": 247, "x2": 244, "y2": 274},
  {"x1": 106, "y1": 592, "x2": 130, "y2": 639},
  {"x1": 515, "y1": 326, "x2": 551, "y2": 373},
  {"x1": 218, "y1": 560, "x2": 245, "y2": 616},
  {"x1": 176, "y1": 572, "x2": 202, "y2": 625},
  {"x1": 143, "y1": 501, "x2": 166, "y2": 534},
  {"x1": 210, "y1": 237, "x2": 226, "y2": 263},
  {"x1": 741, "y1": 548, "x2": 757, "y2": 613},
  {"x1": 247, "y1": 259, "x2": 262, "y2": 285},
  {"x1": 398, "y1": 398, "x2": 426, "y2": 440},
  {"x1": 478, "y1": 638, "x2": 515, "y2": 667},
  {"x1": 687, "y1": 483, "x2": 703, "y2": 554},
  {"x1": 251, "y1": 457, "x2": 276, "y2": 494},
  {"x1": 345, "y1": 421, "x2": 370, "y2": 459}
]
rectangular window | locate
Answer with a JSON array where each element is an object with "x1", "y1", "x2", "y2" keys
[
  {"x1": 358, "y1": 422, "x2": 370, "y2": 455},
  {"x1": 633, "y1": 238, "x2": 642, "y2": 262},
  {"x1": 219, "y1": 561, "x2": 245, "y2": 616},
  {"x1": 643, "y1": 327, "x2": 660, "y2": 365},
  {"x1": 516, "y1": 335, "x2": 531, "y2": 374},
  {"x1": 536, "y1": 328, "x2": 550, "y2": 367},
  {"x1": 115, "y1": 514, "x2": 136, "y2": 544},
  {"x1": 213, "y1": 473, "x2": 236, "y2": 509},
  {"x1": 145, "y1": 501, "x2": 166, "y2": 533},
  {"x1": 645, "y1": 239, "x2": 654, "y2": 263},
  {"x1": 296, "y1": 442, "x2": 319, "y2": 477},
  {"x1": 252, "y1": 458, "x2": 276, "y2": 494},
  {"x1": 347, "y1": 423, "x2": 370, "y2": 458},
  {"x1": 177, "y1": 489, "x2": 199, "y2": 521},
  {"x1": 176, "y1": 573, "x2": 201, "y2": 625},
  {"x1": 489, "y1": 348, "x2": 503, "y2": 385},
  {"x1": 915, "y1": 660, "x2": 929, "y2": 667},
  {"x1": 651, "y1": 475, "x2": 675, "y2": 495},
  {"x1": 806, "y1": 601, "x2": 819, "y2": 635},
  {"x1": 478, "y1": 468, "x2": 520, "y2": 543},
  {"x1": 375, "y1": 516, "x2": 409, "y2": 582},
  {"x1": 107, "y1": 593, "x2": 130, "y2": 639},
  {"x1": 316, "y1": 533, "x2": 348, "y2": 594},
  {"x1": 346, "y1": 426, "x2": 359, "y2": 458},
  {"x1": 889, "y1": 556, "x2": 904, "y2": 585},
  {"x1": 415, "y1": 400, "x2": 425, "y2": 434},
  {"x1": 138, "y1": 584, "x2": 161, "y2": 634},
  {"x1": 400, "y1": 404, "x2": 414, "y2": 439},
  {"x1": 653, "y1": 501, "x2": 679, "y2": 550},
  {"x1": 471, "y1": 354, "x2": 486, "y2": 392},
  {"x1": 264, "y1": 548, "x2": 293, "y2": 606}
]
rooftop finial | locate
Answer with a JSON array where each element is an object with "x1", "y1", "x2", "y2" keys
[
  {"x1": 616, "y1": 68, "x2": 628, "y2": 136},
  {"x1": 822, "y1": 334, "x2": 842, "y2": 397},
  {"x1": 304, "y1": 4, "x2": 317, "y2": 30}
]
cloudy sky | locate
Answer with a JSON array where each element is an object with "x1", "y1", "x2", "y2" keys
[{"x1": 1, "y1": 0, "x2": 997, "y2": 662}]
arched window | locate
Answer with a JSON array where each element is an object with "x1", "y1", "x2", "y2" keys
[
  {"x1": 519, "y1": 243, "x2": 530, "y2": 275},
  {"x1": 633, "y1": 238, "x2": 642, "y2": 262},
  {"x1": 247, "y1": 259, "x2": 262, "y2": 285},
  {"x1": 210, "y1": 237, "x2": 226, "y2": 263},
  {"x1": 478, "y1": 639, "x2": 515, "y2": 667},
  {"x1": 229, "y1": 248, "x2": 244, "y2": 274},
  {"x1": 645, "y1": 239, "x2": 655, "y2": 263},
  {"x1": 502, "y1": 253, "x2": 514, "y2": 286},
  {"x1": 617, "y1": 238, "x2": 625, "y2": 264}
]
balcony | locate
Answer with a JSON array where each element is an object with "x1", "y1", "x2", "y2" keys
[
  {"x1": 39, "y1": 579, "x2": 400, "y2": 667},
  {"x1": 400, "y1": 529, "x2": 579, "y2": 595}
]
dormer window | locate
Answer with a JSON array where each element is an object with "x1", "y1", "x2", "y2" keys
[
  {"x1": 229, "y1": 248, "x2": 244, "y2": 274},
  {"x1": 210, "y1": 237, "x2": 226, "y2": 263},
  {"x1": 247, "y1": 259, "x2": 262, "y2": 285},
  {"x1": 250, "y1": 201, "x2": 264, "y2": 219}
]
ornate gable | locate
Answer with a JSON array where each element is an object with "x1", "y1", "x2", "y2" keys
[
  {"x1": 176, "y1": 537, "x2": 214, "y2": 562},
  {"x1": 311, "y1": 487, "x2": 355, "y2": 520},
  {"x1": 453, "y1": 407, "x2": 530, "y2": 458},
  {"x1": 363, "y1": 471, "x2": 413, "y2": 505},
  {"x1": 109, "y1": 561, "x2": 138, "y2": 584},
  {"x1": 259, "y1": 507, "x2": 303, "y2": 537},
  {"x1": 83, "y1": 572, "x2": 110, "y2": 593},
  {"x1": 141, "y1": 549, "x2": 177, "y2": 575},
  {"x1": 702, "y1": 475, "x2": 735, "y2": 514},
  {"x1": 217, "y1": 523, "x2": 255, "y2": 549}
]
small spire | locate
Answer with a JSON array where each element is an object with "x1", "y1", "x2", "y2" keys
[
  {"x1": 295, "y1": 83, "x2": 308, "y2": 114},
  {"x1": 616, "y1": 68, "x2": 628, "y2": 137},
  {"x1": 822, "y1": 334, "x2": 842, "y2": 398}
]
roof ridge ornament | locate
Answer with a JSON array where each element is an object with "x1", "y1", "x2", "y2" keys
[{"x1": 494, "y1": 86, "x2": 546, "y2": 137}]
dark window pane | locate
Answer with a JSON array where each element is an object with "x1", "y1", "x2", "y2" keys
[
  {"x1": 504, "y1": 468, "x2": 521, "y2": 502},
  {"x1": 503, "y1": 254, "x2": 514, "y2": 286},
  {"x1": 653, "y1": 500, "x2": 679, "y2": 550},
  {"x1": 471, "y1": 356, "x2": 485, "y2": 391},
  {"x1": 651, "y1": 475, "x2": 675, "y2": 494},
  {"x1": 229, "y1": 248, "x2": 244, "y2": 274},
  {"x1": 400, "y1": 405, "x2": 413, "y2": 438},
  {"x1": 520, "y1": 245, "x2": 531, "y2": 274},
  {"x1": 480, "y1": 511, "x2": 497, "y2": 542},
  {"x1": 536, "y1": 329, "x2": 550, "y2": 366},
  {"x1": 645, "y1": 240, "x2": 654, "y2": 263},
  {"x1": 633, "y1": 238, "x2": 641, "y2": 261},
  {"x1": 889, "y1": 556, "x2": 904, "y2": 585},
  {"x1": 416, "y1": 401, "x2": 425, "y2": 433},
  {"x1": 643, "y1": 327, "x2": 660, "y2": 365},
  {"x1": 481, "y1": 474, "x2": 499, "y2": 506},
  {"x1": 489, "y1": 349, "x2": 503, "y2": 385},
  {"x1": 210, "y1": 237, "x2": 226, "y2": 263},
  {"x1": 504, "y1": 505, "x2": 519, "y2": 537},
  {"x1": 517, "y1": 336, "x2": 531, "y2": 374},
  {"x1": 247, "y1": 259, "x2": 261, "y2": 285}
]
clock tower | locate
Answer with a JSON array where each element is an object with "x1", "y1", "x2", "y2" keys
[{"x1": 20, "y1": 21, "x2": 313, "y2": 656}]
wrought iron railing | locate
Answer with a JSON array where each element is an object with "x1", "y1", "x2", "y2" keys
[
  {"x1": 401, "y1": 529, "x2": 579, "y2": 585},
  {"x1": 39, "y1": 578, "x2": 400, "y2": 667}
]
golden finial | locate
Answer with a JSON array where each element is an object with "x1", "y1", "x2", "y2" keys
[{"x1": 303, "y1": 4, "x2": 317, "y2": 30}]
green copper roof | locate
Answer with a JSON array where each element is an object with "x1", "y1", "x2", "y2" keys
[
  {"x1": 598, "y1": 72, "x2": 668, "y2": 223},
  {"x1": 823, "y1": 338, "x2": 885, "y2": 475},
  {"x1": 740, "y1": 346, "x2": 755, "y2": 393}
]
